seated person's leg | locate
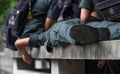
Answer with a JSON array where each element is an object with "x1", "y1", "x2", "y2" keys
[{"x1": 28, "y1": 20, "x2": 111, "y2": 48}]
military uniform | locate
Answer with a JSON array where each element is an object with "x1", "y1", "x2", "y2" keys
[
  {"x1": 79, "y1": 0, "x2": 94, "y2": 11},
  {"x1": 28, "y1": 18, "x2": 120, "y2": 47},
  {"x1": 21, "y1": 0, "x2": 62, "y2": 38},
  {"x1": 79, "y1": 0, "x2": 103, "y2": 11}
]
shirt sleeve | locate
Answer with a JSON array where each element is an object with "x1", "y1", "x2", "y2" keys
[
  {"x1": 47, "y1": 0, "x2": 63, "y2": 20},
  {"x1": 79, "y1": 0, "x2": 94, "y2": 11}
]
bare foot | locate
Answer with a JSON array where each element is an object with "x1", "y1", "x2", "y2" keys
[{"x1": 22, "y1": 54, "x2": 32, "y2": 64}]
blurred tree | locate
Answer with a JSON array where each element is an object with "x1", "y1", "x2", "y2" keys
[
  {"x1": 0, "y1": 0, "x2": 19, "y2": 24},
  {"x1": 0, "y1": 0, "x2": 11, "y2": 15},
  {"x1": 0, "y1": 0, "x2": 19, "y2": 15},
  {"x1": 0, "y1": 0, "x2": 18, "y2": 39}
]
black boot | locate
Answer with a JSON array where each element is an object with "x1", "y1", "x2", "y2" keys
[{"x1": 70, "y1": 25, "x2": 110, "y2": 45}]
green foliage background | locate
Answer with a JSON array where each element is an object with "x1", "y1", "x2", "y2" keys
[{"x1": 0, "y1": 0, "x2": 19, "y2": 39}]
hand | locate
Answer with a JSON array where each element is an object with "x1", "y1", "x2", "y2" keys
[
  {"x1": 22, "y1": 54, "x2": 32, "y2": 64},
  {"x1": 57, "y1": 18, "x2": 63, "y2": 22}
]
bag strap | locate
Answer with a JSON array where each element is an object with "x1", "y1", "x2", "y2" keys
[{"x1": 27, "y1": 0, "x2": 33, "y2": 20}]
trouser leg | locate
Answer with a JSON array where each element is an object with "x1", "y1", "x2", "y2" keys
[
  {"x1": 29, "y1": 19, "x2": 120, "y2": 47},
  {"x1": 29, "y1": 19, "x2": 80, "y2": 47},
  {"x1": 47, "y1": 23, "x2": 76, "y2": 46},
  {"x1": 86, "y1": 21, "x2": 120, "y2": 40}
]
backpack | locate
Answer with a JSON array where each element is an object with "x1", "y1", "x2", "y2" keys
[
  {"x1": 95, "y1": 0, "x2": 120, "y2": 22},
  {"x1": 2, "y1": 0, "x2": 36, "y2": 51}
]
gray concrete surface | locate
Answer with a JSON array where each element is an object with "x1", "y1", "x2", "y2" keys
[
  {"x1": 0, "y1": 56, "x2": 13, "y2": 74},
  {"x1": 0, "y1": 39, "x2": 4, "y2": 52}
]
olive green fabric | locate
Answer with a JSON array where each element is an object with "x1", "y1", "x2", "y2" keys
[
  {"x1": 21, "y1": 0, "x2": 61, "y2": 37},
  {"x1": 29, "y1": 18, "x2": 120, "y2": 47},
  {"x1": 79, "y1": 0, "x2": 94, "y2": 11}
]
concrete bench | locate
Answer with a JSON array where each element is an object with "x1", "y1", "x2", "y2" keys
[{"x1": 2, "y1": 40, "x2": 120, "y2": 74}]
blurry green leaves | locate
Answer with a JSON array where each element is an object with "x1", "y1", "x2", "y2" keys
[
  {"x1": 0, "y1": 0, "x2": 11, "y2": 15},
  {"x1": 0, "y1": 0, "x2": 19, "y2": 15},
  {"x1": 0, "y1": 0, "x2": 18, "y2": 38},
  {"x1": 0, "y1": 0, "x2": 19, "y2": 25}
]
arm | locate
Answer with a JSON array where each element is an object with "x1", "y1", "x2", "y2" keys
[
  {"x1": 91, "y1": 10, "x2": 100, "y2": 21},
  {"x1": 44, "y1": 17, "x2": 55, "y2": 30},
  {"x1": 57, "y1": 4, "x2": 67, "y2": 22},
  {"x1": 80, "y1": 8, "x2": 100, "y2": 23},
  {"x1": 79, "y1": 0, "x2": 100, "y2": 23},
  {"x1": 80, "y1": 8, "x2": 91, "y2": 23},
  {"x1": 45, "y1": 0, "x2": 62, "y2": 29},
  {"x1": 15, "y1": 38, "x2": 32, "y2": 64}
]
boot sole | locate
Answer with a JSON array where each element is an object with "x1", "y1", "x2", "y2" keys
[{"x1": 70, "y1": 25, "x2": 99, "y2": 44}]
